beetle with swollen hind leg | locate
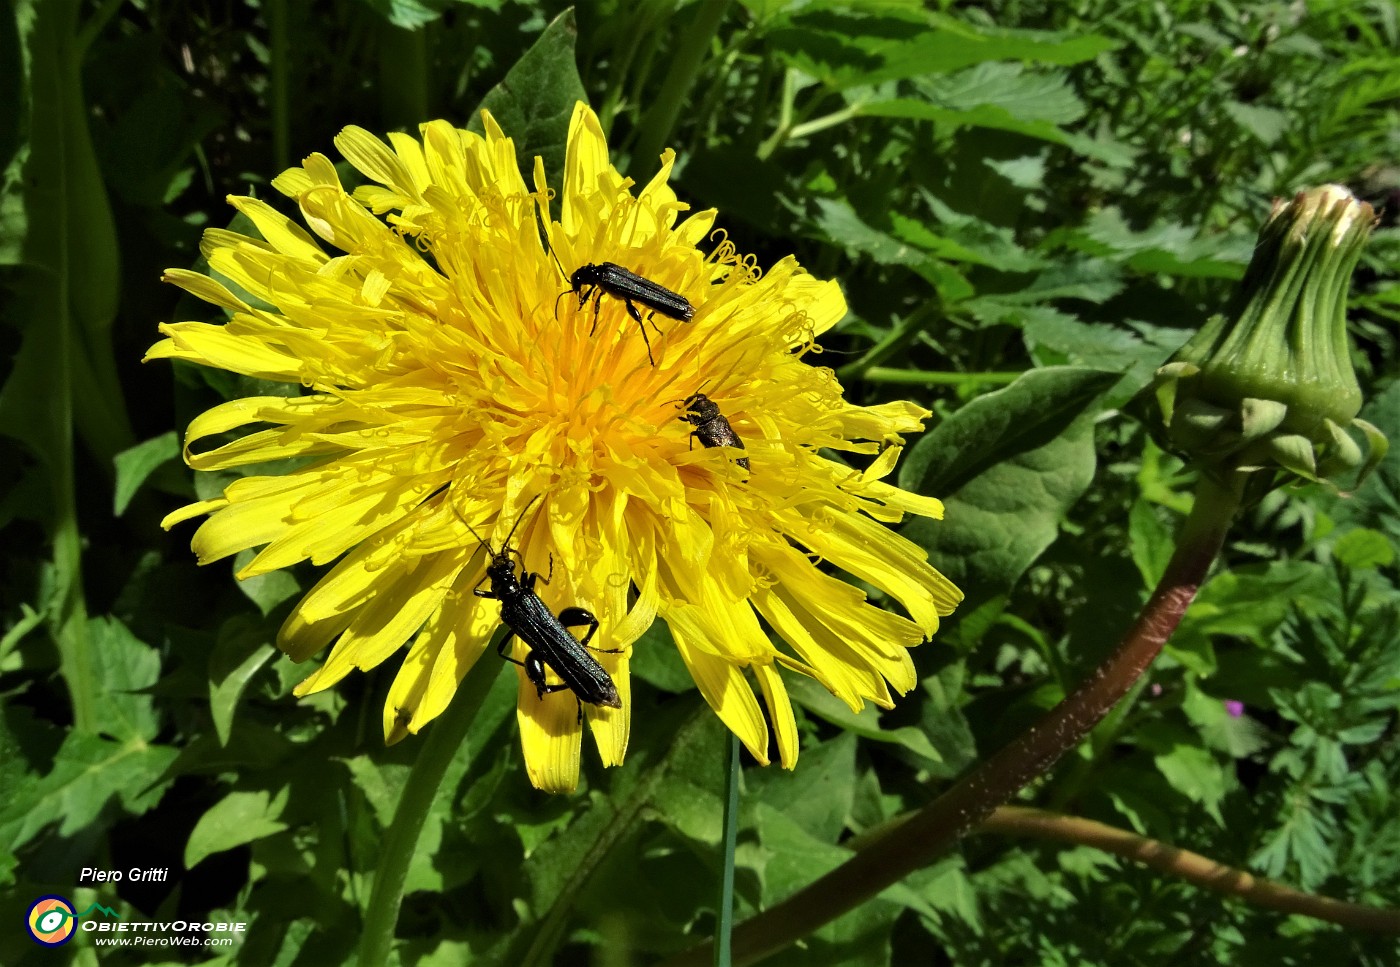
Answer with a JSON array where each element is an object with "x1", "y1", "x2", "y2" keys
[
  {"x1": 456, "y1": 494, "x2": 622, "y2": 714},
  {"x1": 679, "y1": 392, "x2": 749, "y2": 472},
  {"x1": 554, "y1": 260, "x2": 696, "y2": 367}
]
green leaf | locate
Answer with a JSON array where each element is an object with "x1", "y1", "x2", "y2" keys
[
  {"x1": 900, "y1": 368, "x2": 1110, "y2": 609},
  {"x1": 899, "y1": 366, "x2": 1115, "y2": 498},
  {"x1": 746, "y1": 733, "x2": 856, "y2": 842},
  {"x1": 184, "y1": 788, "x2": 290, "y2": 869},
  {"x1": 232, "y1": 548, "x2": 301, "y2": 615},
  {"x1": 1128, "y1": 497, "x2": 1176, "y2": 588},
  {"x1": 786, "y1": 676, "x2": 942, "y2": 764},
  {"x1": 467, "y1": 8, "x2": 585, "y2": 186},
  {"x1": 860, "y1": 97, "x2": 1133, "y2": 166},
  {"x1": 769, "y1": 9, "x2": 1115, "y2": 90},
  {"x1": 112, "y1": 431, "x2": 178, "y2": 515},
  {"x1": 1151, "y1": 743, "x2": 1227, "y2": 824},
  {"x1": 631, "y1": 619, "x2": 693, "y2": 693},
  {"x1": 4, "y1": 731, "x2": 178, "y2": 851},
  {"x1": 208, "y1": 616, "x2": 276, "y2": 746},
  {"x1": 914, "y1": 62, "x2": 1086, "y2": 125},
  {"x1": 87, "y1": 617, "x2": 163, "y2": 743},
  {"x1": 1331, "y1": 527, "x2": 1395, "y2": 570}
]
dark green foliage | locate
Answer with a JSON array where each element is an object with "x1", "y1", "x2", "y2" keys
[{"x1": 2, "y1": 2, "x2": 1399, "y2": 965}]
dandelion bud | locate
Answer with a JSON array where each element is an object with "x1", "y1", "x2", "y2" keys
[{"x1": 1147, "y1": 185, "x2": 1387, "y2": 485}]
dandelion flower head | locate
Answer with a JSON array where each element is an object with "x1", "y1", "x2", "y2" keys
[{"x1": 147, "y1": 103, "x2": 962, "y2": 792}]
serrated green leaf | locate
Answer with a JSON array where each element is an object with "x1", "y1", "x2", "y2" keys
[
  {"x1": 1331, "y1": 527, "x2": 1395, "y2": 570},
  {"x1": 87, "y1": 617, "x2": 162, "y2": 743},
  {"x1": 4, "y1": 731, "x2": 178, "y2": 850},
  {"x1": 914, "y1": 62, "x2": 1086, "y2": 125},
  {"x1": 185, "y1": 788, "x2": 290, "y2": 869},
  {"x1": 860, "y1": 97, "x2": 1133, "y2": 166},
  {"x1": 769, "y1": 10, "x2": 1114, "y2": 90}
]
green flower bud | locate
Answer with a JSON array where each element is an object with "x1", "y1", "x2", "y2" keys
[{"x1": 1146, "y1": 185, "x2": 1388, "y2": 487}]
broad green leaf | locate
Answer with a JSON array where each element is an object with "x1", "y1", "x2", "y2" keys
[
  {"x1": 746, "y1": 732, "x2": 856, "y2": 842},
  {"x1": 468, "y1": 8, "x2": 585, "y2": 186},
  {"x1": 899, "y1": 366, "x2": 1115, "y2": 498},
  {"x1": 630, "y1": 619, "x2": 693, "y2": 692},
  {"x1": 112, "y1": 431, "x2": 178, "y2": 515},
  {"x1": 901, "y1": 368, "x2": 1111, "y2": 608},
  {"x1": 231, "y1": 548, "x2": 301, "y2": 616},
  {"x1": 752, "y1": 802, "x2": 936, "y2": 923},
  {"x1": 185, "y1": 788, "x2": 290, "y2": 869}
]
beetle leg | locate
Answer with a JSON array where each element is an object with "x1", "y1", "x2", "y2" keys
[
  {"x1": 588, "y1": 287, "x2": 603, "y2": 336},
  {"x1": 472, "y1": 571, "x2": 497, "y2": 599},
  {"x1": 525, "y1": 652, "x2": 557, "y2": 699},
  {"x1": 495, "y1": 628, "x2": 524, "y2": 666},
  {"x1": 556, "y1": 606, "x2": 601, "y2": 649},
  {"x1": 622, "y1": 300, "x2": 656, "y2": 365}
]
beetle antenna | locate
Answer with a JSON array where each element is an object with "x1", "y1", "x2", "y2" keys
[
  {"x1": 447, "y1": 497, "x2": 498, "y2": 563},
  {"x1": 501, "y1": 493, "x2": 543, "y2": 552}
]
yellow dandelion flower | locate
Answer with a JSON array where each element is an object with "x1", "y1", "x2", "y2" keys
[{"x1": 147, "y1": 102, "x2": 962, "y2": 793}]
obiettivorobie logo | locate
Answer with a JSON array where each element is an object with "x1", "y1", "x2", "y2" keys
[
  {"x1": 25, "y1": 895, "x2": 120, "y2": 946},
  {"x1": 24, "y1": 893, "x2": 247, "y2": 950}
]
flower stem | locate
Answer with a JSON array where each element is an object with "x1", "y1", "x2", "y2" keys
[
  {"x1": 715, "y1": 732, "x2": 741, "y2": 967},
  {"x1": 661, "y1": 470, "x2": 1245, "y2": 967},
  {"x1": 859, "y1": 367, "x2": 1022, "y2": 387},
  {"x1": 358, "y1": 656, "x2": 500, "y2": 967},
  {"x1": 630, "y1": 0, "x2": 731, "y2": 174},
  {"x1": 981, "y1": 806, "x2": 1400, "y2": 932}
]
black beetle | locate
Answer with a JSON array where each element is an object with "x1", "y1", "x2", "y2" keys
[
  {"x1": 558, "y1": 262, "x2": 695, "y2": 365},
  {"x1": 460, "y1": 495, "x2": 621, "y2": 711}
]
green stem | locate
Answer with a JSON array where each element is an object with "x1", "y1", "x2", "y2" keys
[
  {"x1": 715, "y1": 732, "x2": 740, "y2": 967},
  {"x1": 857, "y1": 368, "x2": 1021, "y2": 386},
  {"x1": 755, "y1": 69, "x2": 797, "y2": 161},
  {"x1": 834, "y1": 302, "x2": 940, "y2": 383},
  {"x1": 660, "y1": 471, "x2": 1245, "y2": 967},
  {"x1": 631, "y1": 0, "x2": 731, "y2": 174},
  {"x1": 785, "y1": 100, "x2": 866, "y2": 142},
  {"x1": 358, "y1": 657, "x2": 499, "y2": 967}
]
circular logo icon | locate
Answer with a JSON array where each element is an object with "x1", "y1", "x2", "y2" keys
[{"x1": 26, "y1": 895, "x2": 76, "y2": 946}]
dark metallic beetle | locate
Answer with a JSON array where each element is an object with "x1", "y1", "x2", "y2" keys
[
  {"x1": 679, "y1": 393, "x2": 749, "y2": 472},
  {"x1": 461, "y1": 496, "x2": 621, "y2": 711},
  {"x1": 559, "y1": 262, "x2": 695, "y2": 365}
]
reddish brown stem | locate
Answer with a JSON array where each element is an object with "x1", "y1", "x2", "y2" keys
[
  {"x1": 662, "y1": 473, "x2": 1245, "y2": 967},
  {"x1": 982, "y1": 807, "x2": 1400, "y2": 933}
]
